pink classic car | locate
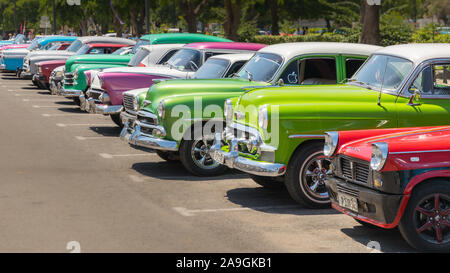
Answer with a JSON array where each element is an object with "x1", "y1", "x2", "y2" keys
[{"x1": 85, "y1": 42, "x2": 266, "y2": 126}]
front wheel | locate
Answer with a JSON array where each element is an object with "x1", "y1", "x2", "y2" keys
[
  {"x1": 398, "y1": 181, "x2": 450, "y2": 252},
  {"x1": 156, "y1": 150, "x2": 179, "y2": 162},
  {"x1": 179, "y1": 133, "x2": 227, "y2": 176},
  {"x1": 110, "y1": 113, "x2": 123, "y2": 128},
  {"x1": 284, "y1": 142, "x2": 332, "y2": 209}
]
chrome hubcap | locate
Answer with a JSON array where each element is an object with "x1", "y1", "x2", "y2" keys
[
  {"x1": 301, "y1": 152, "x2": 332, "y2": 200},
  {"x1": 191, "y1": 136, "x2": 219, "y2": 170}
]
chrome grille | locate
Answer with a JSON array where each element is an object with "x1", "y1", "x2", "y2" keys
[
  {"x1": 136, "y1": 111, "x2": 158, "y2": 135},
  {"x1": 123, "y1": 93, "x2": 135, "y2": 112},
  {"x1": 87, "y1": 89, "x2": 103, "y2": 100},
  {"x1": 340, "y1": 157, "x2": 370, "y2": 184},
  {"x1": 64, "y1": 73, "x2": 75, "y2": 85}
]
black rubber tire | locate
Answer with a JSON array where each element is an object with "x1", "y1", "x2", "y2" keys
[
  {"x1": 179, "y1": 125, "x2": 228, "y2": 176},
  {"x1": 110, "y1": 113, "x2": 123, "y2": 128},
  {"x1": 156, "y1": 150, "x2": 179, "y2": 162},
  {"x1": 284, "y1": 142, "x2": 331, "y2": 209},
  {"x1": 250, "y1": 175, "x2": 284, "y2": 189},
  {"x1": 73, "y1": 97, "x2": 81, "y2": 106},
  {"x1": 398, "y1": 181, "x2": 450, "y2": 252}
]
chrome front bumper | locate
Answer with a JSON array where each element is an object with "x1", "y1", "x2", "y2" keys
[
  {"x1": 120, "y1": 110, "x2": 136, "y2": 125},
  {"x1": 60, "y1": 88, "x2": 82, "y2": 98},
  {"x1": 86, "y1": 98, "x2": 123, "y2": 115},
  {"x1": 209, "y1": 133, "x2": 286, "y2": 177},
  {"x1": 120, "y1": 122, "x2": 178, "y2": 151}
]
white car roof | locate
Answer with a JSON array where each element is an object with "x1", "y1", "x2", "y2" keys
[
  {"x1": 373, "y1": 43, "x2": 450, "y2": 65},
  {"x1": 209, "y1": 53, "x2": 254, "y2": 62},
  {"x1": 76, "y1": 36, "x2": 136, "y2": 45},
  {"x1": 258, "y1": 42, "x2": 382, "y2": 60},
  {"x1": 140, "y1": 44, "x2": 185, "y2": 52}
]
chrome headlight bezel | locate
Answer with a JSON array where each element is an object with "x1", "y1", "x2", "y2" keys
[
  {"x1": 258, "y1": 105, "x2": 268, "y2": 130},
  {"x1": 142, "y1": 99, "x2": 151, "y2": 108},
  {"x1": 99, "y1": 92, "x2": 110, "y2": 104},
  {"x1": 224, "y1": 99, "x2": 233, "y2": 122},
  {"x1": 133, "y1": 95, "x2": 140, "y2": 112},
  {"x1": 323, "y1": 131, "x2": 339, "y2": 157},
  {"x1": 157, "y1": 101, "x2": 165, "y2": 119},
  {"x1": 55, "y1": 70, "x2": 64, "y2": 78},
  {"x1": 370, "y1": 142, "x2": 389, "y2": 171}
]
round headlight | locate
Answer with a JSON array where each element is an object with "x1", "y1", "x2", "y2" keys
[
  {"x1": 157, "y1": 101, "x2": 165, "y2": 119},
  {"x1": 133, "y1": 96, "x2": 140, "y2": 111},
  {"x1": 258, "y1": 105, "x2": 268, "y2": 130},
  {"x1": 370, "y1": 142, "x2": 389, "y2": 171},
  {"x1": 224, "y1": 99, "x2": 233, "y2": 122},
  {"x1": 323, "y1": 131, "x2": 339, "y2": 157}
]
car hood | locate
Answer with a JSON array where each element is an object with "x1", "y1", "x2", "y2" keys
[
  {"x1": 3, "y1": 48, "x2": 29, "y2": 56},
  {"x1": 145, "y1": 78, "x2": 268, "y2": 113},
  {"x1": 339, "y1": 126, "x2": 450, "y2": 164},
  {"x1": 99, "y1": 65, "x2": 192, "y2": 78},
  {"x1": 29, "y1": 50, "x2": 75, "y2": 59},
  {"x1": 65, "y1": 54, "x2": 132, "y2": 71}
]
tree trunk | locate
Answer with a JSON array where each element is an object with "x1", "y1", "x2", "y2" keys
[
  {"x1": 270, "y1": 0, "x2": 279, "y2": 35},
  {"x1": 360, "y1": 0, "x2": 366, "y2": 24},
  {"x1": 129, "y1": 4, "x2": 139, "y2": 36},
  {"x1": 224, "y1": 0, "x2": 241, "y2": 41},
  {"x1": 359, "y1": 1, "x2": 380, "y2": 45},
  {"x1": 181, "y1": 0, "x2": 208, "y2": 33}
]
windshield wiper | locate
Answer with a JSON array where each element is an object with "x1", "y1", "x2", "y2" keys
[{"x1": 244, "y1": 69, "x2": 253, "y2": 81}]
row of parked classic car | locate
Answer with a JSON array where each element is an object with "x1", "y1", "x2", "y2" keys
[{"x1": 1, "y1": 33, "x2": 449, "y2": 252}]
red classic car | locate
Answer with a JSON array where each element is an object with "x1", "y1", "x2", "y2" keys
[
  {"x1": 35, "y1": 59, "x2": 67, "y2": 89},
  {"x1": 324, "y1": 126, "x2": 450, "y2": 251}
]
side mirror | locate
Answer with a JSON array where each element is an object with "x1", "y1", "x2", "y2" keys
[{"x1": 407, "y1": 89, "x2": 421, "y2": 106}]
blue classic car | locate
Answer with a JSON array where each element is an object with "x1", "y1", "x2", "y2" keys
[
  {"x1": 0, "y1": 36, "x2": 76, "y2": 72},
  {"x1": 0, "y1": 34, "x2": 26, "y2": 46}
]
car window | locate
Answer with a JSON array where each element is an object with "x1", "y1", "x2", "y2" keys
[
  {"x1": 299, "y1": 58, "x2": 337, "y2": 85},
  {"x1": 279, "y1": 60, "x2": 299, "y2": 84},
  {"x1": 345, "y1": 58, "x2": 366, "y2": 79},
  {"x1": 412, "y1": 64, "x2": 450, "y2": 96},
  {"x1": 225, "y1": 61, "x2": 246, "y2": 77},
  {"x1": 204, "y1": 52, "x2": 226, "y2": 61},
  {"x1": 157, "y1": 49, "x2": 179, "y2": 65},
  {"x1": 167, "y1": 48, "x2": 202, "y2": 72},
  {"x1": 236, "y1": 53, "x2": 283, "y2": 82},
  {"x1": 129, "y1": 48, "x2": 150, "y2": 66},
  {"x1": 193, "y1": 58, "x2": 230, "y2": 79}
]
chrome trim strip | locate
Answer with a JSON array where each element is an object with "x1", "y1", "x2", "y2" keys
[{"x1": 288, "y1": 134, "x2": 325, "y2": 139}]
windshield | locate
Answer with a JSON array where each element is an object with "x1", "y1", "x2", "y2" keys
[
  {"x1": 46, "y1": 43, "x2": 60, "y2": 50},
  {"x1": 128, "y1": 47, "x2": 150, "y2": 66},
  {"x1": 113, "y1": 47, "x2": 130, "y2": 55},
  {"x1": 350, "y1": 54, "x2": 413, "y2": 92},
  {"x1": 66, "y1": 40, "x2": 83, "y2": 52},
  {"x1": 236, "y1": 53, "x2": 282, "y2": 82},
  {"x1": 167, "y1": 48, "x2": 202, "y2": 72},
  {"x1": 132, "y1": 39, "x2": 151, "y2": 54},
  {"x1": 193, "y1": 58, "x2": 229, "y2": 79},
  {"x1": 76, "y1": 44, "x2": 91, "y2": 55},
  {"x1": 27, "y1": 39, "x2": 42, "y2": 50}
]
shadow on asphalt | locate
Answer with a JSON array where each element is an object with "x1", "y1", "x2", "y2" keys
[
  {"x1": 340, "y1": 226, "x2": 414, "y2": 253},
  {"x1": 54, "y1": 100, "x2": 76, "y2": 105},
  {"x1": 20, "y1": 86, "x2": 40, "y2": 90},
  {"x1": 131, "y1": 161, "x2": 250, "y2": 181},
  {"x1": 89, "y1": 126, "x2": 121, "y2": 137},
  {"x1": 1, "y1": 76, "x2": 22, "y2": 80},
  {"x1": 36, "y1": 91, "x2": 51, "y2": 95},
  {"x1": 226, "y1": 187, "x2": 339, "y2": 215},
  {"x1": 57, "y1": 107, "x2": 87, "y2": 113}
]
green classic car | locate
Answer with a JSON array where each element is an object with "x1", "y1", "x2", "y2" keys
[
  {"x1": 60, "y1": 33, "x2": 232, "y2": 104},
  {"x1": 210, "y1": 43, "x2": 450, "y2": 208},
  {"x1": 120, "y1": 42, "x2": 381, "y2": 176}
]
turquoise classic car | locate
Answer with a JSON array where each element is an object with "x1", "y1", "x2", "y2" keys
[
  {"x1": 210, "y1": 43, "x2": 450, "y2": 208},
  {"x1": 0, "y1": 36, "x2": 76, "y2": 72},
  {"x1": 120, "y1": 42, "x2": 380, "y2": 176}
]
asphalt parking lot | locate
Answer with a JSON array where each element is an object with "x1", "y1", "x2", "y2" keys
[{"x1": 0, "y1": 73, "x2": 414, "y2": 253}]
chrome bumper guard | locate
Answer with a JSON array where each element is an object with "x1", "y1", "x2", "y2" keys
[
  {"x1": 209, "y1": 126, "x2": 286, "y2": 177},
  {"x1": 60, "y1": 88, "x2": 82, "y2": 98},
  {"x1": 120, "y1": 110, "x2": 136, "y2": 126},
  {"x1": 120, "y1": 121, "x2": 178, "y2": 151},
  {"x1": 87, "y1": 98, "x2": 123, "y2": 115}
]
